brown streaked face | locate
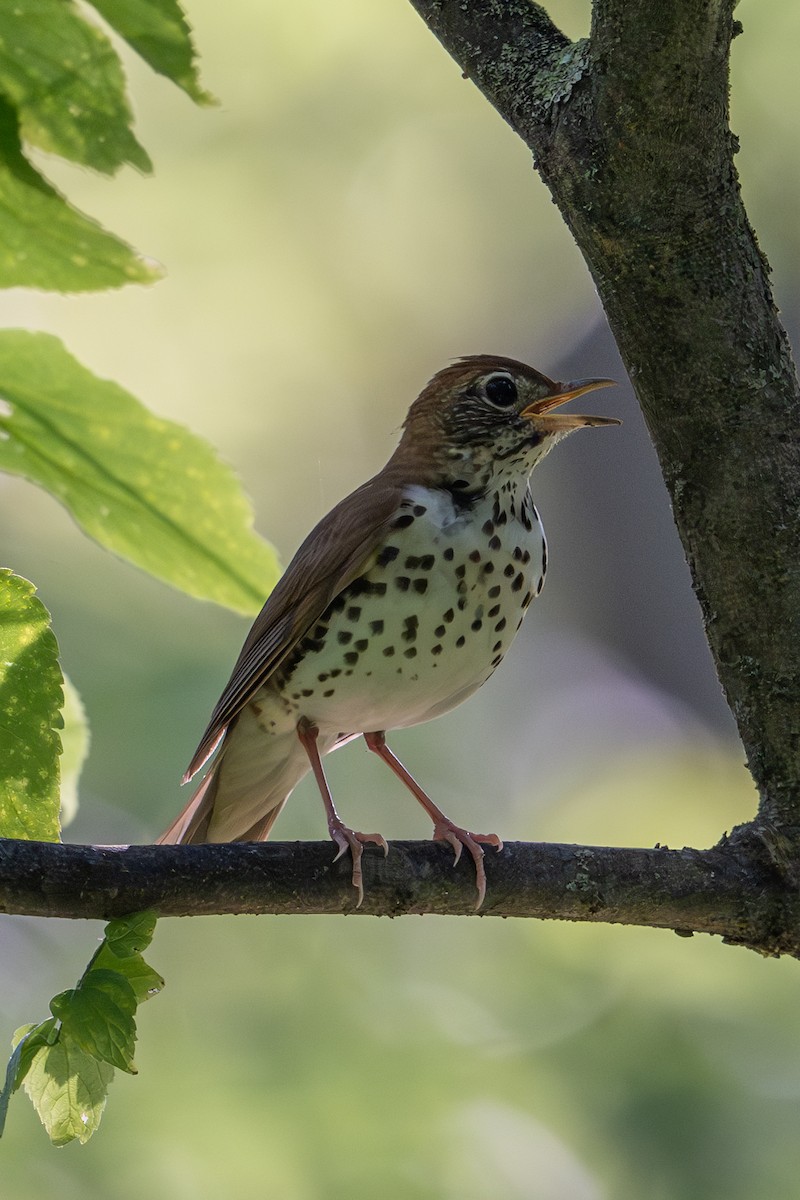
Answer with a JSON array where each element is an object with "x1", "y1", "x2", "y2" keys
[{"x1": 407, "y1": 356, "x2": 618, "y2": 457}]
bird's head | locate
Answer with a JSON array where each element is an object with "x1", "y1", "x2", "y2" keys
[{"x1": 397, "y1": 355, "x2": 619, "y2": 485}]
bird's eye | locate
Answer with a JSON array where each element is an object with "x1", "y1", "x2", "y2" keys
[{"x1": 483, "y1": 373, "x2": 518, "y2": 409}]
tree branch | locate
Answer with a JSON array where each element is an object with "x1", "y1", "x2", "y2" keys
[
  {"x1": 405, "y1": 3, "x2": 800, "y2": 840},
  {"x1": 2, "y1": 834, "x2": 799, "y2": 956}
]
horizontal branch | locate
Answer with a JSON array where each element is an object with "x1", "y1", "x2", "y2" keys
[{"x1": 2, "y1": 836, "x2": 798, "y2": 957}]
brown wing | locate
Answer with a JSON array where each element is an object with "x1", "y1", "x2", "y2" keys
[{"x1": 184, "y1": 474, "x2": 405, "y2": 780}]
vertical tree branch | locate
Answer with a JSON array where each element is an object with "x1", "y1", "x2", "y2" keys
[{"x1": 407, "y1": 0, "x2": 800, "y2": 840}]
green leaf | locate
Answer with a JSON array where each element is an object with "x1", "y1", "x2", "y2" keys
[
  {"x1": 59, "y1": 673, "x2": 89, "y2": 829},
  {"x1": 50, "y1": 971, "x2": 138, "y2": 1074},
  {"x1": 0, "y1": 0, "x2": 150, "y2": 174},
  {"x1": 92, "y1": 947, "x2": 165, "y2": 1005},
  {"x1": 0, "y1": 99, "x2": 159, "y2": 292},
  {"x1": 0, "y1": 570, "x2": 62, "y2": 841},
  {"x1": 0, "y1": 331, "x2": 280, "y2": 613},
  {"x1": 103, "y1": 910, "x2": 158, "y2": 958},
  {"x1": 88, "y1": 0, "x2": 215, "y2": 106},
  {"x1": 22, "y1": 1037, "x2": 114, "y2": 1146},
  {"x1": 0, "y1": 1020, "x2": 58, "y2": 1137}
]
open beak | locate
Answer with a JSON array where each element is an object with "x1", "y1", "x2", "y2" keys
[{"x1": 521, "y1": 378, "x2": 620, "y2": 430}]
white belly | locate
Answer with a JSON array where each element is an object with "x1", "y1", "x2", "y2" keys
[{"x1": 261, "y1": 483, "x2": 546, "y2": 736}]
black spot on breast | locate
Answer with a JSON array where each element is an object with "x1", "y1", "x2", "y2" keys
[
  {"x1": 301, "y1": 688, "x2": 314, "y2": 698},
  {"x1": 347, "y1": 606, "x2": 362, "y2": 621},
  {"x1": 330, "y1": 595, "x2": 346, "y2": 613},
  {"x1": 434, "y1": 624, "x2": 446, "y2": 638},
  {"x1": 512, "y1": 572, "x2": 525, "y2": 592},
  {"x1": 412, "y1": 578, "x2": 428, "y2": 595},
  {"x1": 542, "y1": 544, "x2": 548, "y2": 573},
  {"x1": 443, "y1": 608, "x2": 454, "y2": 623},
  {"x1": 482, "y1": 519, "x2": 494, "y2": 535},
  {"x1": 355, "y1": 639, "x2": 369, "y2": 652},
  {"x1": 495, "y1": 617, "x2": 507, "y2": 632},
  {"x1": 405, "y1": 555, "x2": 421, "y2": 569},
  {"x1": 413, "y1": 504, "x2": 427, "y2": 516},
  {"x1": 337, "y1": 631, "x2": 352, "y2": 645},
  {"x1": 330, "y1": 669, "x2": 342, "y2": 678},
  {"x1": 395, "y1": 576, "x2": 411, "y2": 592},
  {"x1": 393, "y1": 513, "x2": 415, "y2": 529},
  {"x1": 504, "y1": 564, "x2": 515, "y2": 578},
  {"x1": 402, "y1": 616, "x2": 418, "y2": 642},
  {"x1": 431, "y1": 644, "x2": 443, "y2": 655},
  {"x1": 488, "y1": 585, "x2": 501, "y2": 599},
  {"x1": 471, "y1": 618, "x2": 483, "y2": 631},
  {"x1": 455, "y1": 564, "x2": 466, "y2": 580},
  {"x1": 348, "y1": 578, "x2": 367, "y2": 597},
  {"x1": 481, "y1": 561, "x2": 495, "y2": 576},
  {"x1": 457, "y1": 597, "x2": 467, "y2": 611},
  {"x1": 370, "y1": 619, "x2": 384, "y2": 635},
  {"x1": 323, "y1": 688, "x2": 335, "y2": 698},
  {"x1": 364, "y1": 581, "x2": 387, "y2": 596},
  {"x1": 492, "y1": 641, "x2": 503, "y2": 653},
  {"x1": 443, "y1": 547, "x2": 455, "y2": 562},
  {"x1": 489, "y1": 535, "x2": 502, "y2": 552},
  {"x1": 303, "y1": 638, "x2": 324, "y2": 654},
  {"x1": 469, "y1": 549, "x2": 481, "y2": 563},
  {"x1": 313, "y1": 624, "x2": 328, "y2": 640},
  {"x1": 419, "y1": 554, "x2": 435, "y2": 570},
  {"x1": 491, "y1": 654, "x2": 503, "y2": 667},
  {"x1": 496, "y1": 509, "x2": 508, "y2": 526},
  {"x1": 488, "y1": 604, "x2": 501, "y2": 618},
  {"x1": 344, "y1": 651, "x2": 359, "y2": 666},
  {"x1": 404, "y1": 646, "x2": 417, "y2": 658},
  {"x1": 377, "y1": 545, "x2": 400, "y2": 566},
  {"x1": 456, "y1": 635, "x2": 466, "y2": 647},
  {"x1": 317, "y1": 673, "x2": 329, "y2": 682},
  {"x1": 383, "y1": 645, "x2": 396, "y2": 657}
]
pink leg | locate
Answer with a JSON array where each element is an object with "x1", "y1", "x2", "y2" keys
[
  {"x1": 363, "y1": 731, "x2": 502, "y2": 909},
  {"x1": 297, "y1": 719, "x2": 388, "y2": 906}
]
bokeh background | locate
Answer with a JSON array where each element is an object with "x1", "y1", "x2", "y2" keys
[{"x1": 2, "y1": 0, "x2": 799, "y2": 1195}]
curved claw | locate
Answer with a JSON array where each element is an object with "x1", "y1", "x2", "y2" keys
[
  {"x1": 431, "y1": 822, "x2": 503, "y2": 910},
  {"x1": 329, "y1": 820, "x2": 389, "y2": 907}
]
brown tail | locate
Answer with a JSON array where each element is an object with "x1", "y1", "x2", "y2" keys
[
  {"x1": 157, "y1": 766, "x2": 220, "y2": 844},
  {"x1": 157, "y1": 711, "x2": 321, "y2": 845}
]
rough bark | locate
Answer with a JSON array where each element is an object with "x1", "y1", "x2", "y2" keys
[{"x1": 2, "y1": 836, "x2": 799, "y2": 957}]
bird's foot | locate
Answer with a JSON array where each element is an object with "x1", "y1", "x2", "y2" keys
[
  {"x1": 328, "y1": 819, "x2": 389, "y2": 907},
  {"x1": 431, "y1": 822, "x2": 504, "y2": 910}
]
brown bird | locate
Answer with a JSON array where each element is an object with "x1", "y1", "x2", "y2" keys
[{"x1": 159, "y1": 356, "x2": 618, "y2": 906}]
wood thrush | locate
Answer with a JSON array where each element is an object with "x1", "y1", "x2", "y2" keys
[{"x1": 159, "y1": 356, "x2": 618, "y2": 906}]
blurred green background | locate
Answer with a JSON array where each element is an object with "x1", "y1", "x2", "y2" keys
[{"x1": 2, "y1": 0, "x2": 799, "y2": 1195}]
